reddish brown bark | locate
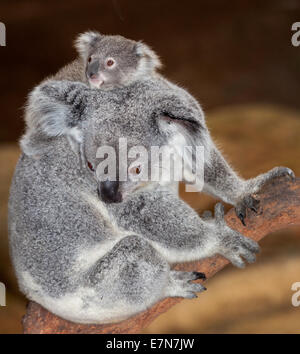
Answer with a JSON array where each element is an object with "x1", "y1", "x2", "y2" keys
[{"x1": 23, "y1": 177, "x2": 300, "y2": 334}]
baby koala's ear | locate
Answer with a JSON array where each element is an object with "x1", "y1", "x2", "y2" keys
[
  {"x1": 74, "y1": 31, "x2": 102, "y2": 57},
  {"x1": 135, "y1": 41, "x2": 162, "y2": 71}
]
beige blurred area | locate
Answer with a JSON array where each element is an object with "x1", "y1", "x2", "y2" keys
[{"x1": 1, "y1": 104, "x2": 299, "y2": 333}]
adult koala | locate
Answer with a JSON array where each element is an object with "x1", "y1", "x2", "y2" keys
[{"x1": 9, "y1": 78, "x2": 294, "y2": 324}]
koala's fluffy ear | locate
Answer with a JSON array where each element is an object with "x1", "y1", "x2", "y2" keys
[
  {"x1": 155, "y1": 96, "x2": 208, "y2": 154},
  {"x1": 21, "y1": 80, "x2": 88, "y2": 156},
  {"x1": 157, "y1": 95, "x2": 204, "y2": 133},
  {"x1": 74, "y1": 31, "x2": 102, "y2": 58},
  {"x1": 135, "y1": 41, "x2": 162, "y2": 72}
]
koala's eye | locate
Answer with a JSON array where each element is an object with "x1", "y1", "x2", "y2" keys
[
  {"x1": 106, "y1": 59, "x2": 115, "y2": 67},
  {"x1": 129, "y1": 165, "x2": 141, "y2": 175},
  {"x1": 88, "y1": 56, "x2": 92, "y2": 63},
  {"x1": 87, "y1": 161, "x2": 95, "y2": 172}
]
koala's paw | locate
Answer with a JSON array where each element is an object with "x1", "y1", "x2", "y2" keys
[
  {"x1": 214, "y1": 203, "x2": 260, "y2": 268},
  {"x1": 264, "y1": 166, "x2": 295, "y2": 183},
  {"x1": 235, "y1": 195, "x2": 260, "y2": 226},
  {"x1": 236, "y1": 167, "x2": 295, "y2": 226},
  {"x1": 166, "y1": 271, "x2": 207, "y2": 299},
  {"x1": 219, "y1": 231, "x2": 260, "y2": 268}
]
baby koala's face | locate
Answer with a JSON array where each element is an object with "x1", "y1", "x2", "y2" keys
[
  {"x1": 75, "y1": 32, "x2": 162, "y2": 90},
  {"x1": 86, "y1": 36, "x2": 140, "y2": 89}
]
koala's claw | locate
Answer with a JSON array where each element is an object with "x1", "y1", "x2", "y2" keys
[
  {"x1": 167, "y1": 271, "x2": 207, "y2": 299},
  {"x1": 259, "y1": 167, "x2": 295, "y2": 187},
  {"x1": 172, "y1": 270, "x2": 206, "y2": 282},
  {"x1": 239, "y1": 213, "x2": 246, "y2": 226},
  {"x1": 207, "y1": 202, "x2": 260, "y2": 268},
  {"x1": 235, "y1": 195, "x2": 260, "y2": 226},
  {"x1": 235, "y1": 166, "x2": 295, "y2": 226},
  {"x1": 271, "y1": 167, "x2": 295, "y2": 182},
  {"x1": 219, "y1": 232, "x2": 260, "y2": 268},
  {"x1": 192, "y1": 271, "x2": 207, "y2": 280},
  {"x1": 184, "y1": 283, "x2": 207, "y2": 299}
]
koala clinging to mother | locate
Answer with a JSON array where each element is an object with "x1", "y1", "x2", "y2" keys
[{"x1": 9, "y1": 74, "x2": 294, "y2": 324}]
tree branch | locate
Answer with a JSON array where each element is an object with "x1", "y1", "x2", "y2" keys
[{"x1": 23, "y1": 177, "x2": 300, "y2": 334}]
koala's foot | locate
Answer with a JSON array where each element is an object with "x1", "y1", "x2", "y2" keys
[
  {"x1": 164, "y1": 271, "x2": 207, "y2": 299},
  {"x1": 236, "y1": 167, "x2": 295, "y2": 225},
  {"x1": 235, "y1": 195, "x2": 260, "y2": 226},
  {"x1": 213, "y1": 203, "x2": 260, "y2": 268},
  {"x1": 262, "y1": 166, "x2": 295, "y2": 182}
]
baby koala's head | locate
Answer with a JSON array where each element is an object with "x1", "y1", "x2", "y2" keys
[{"x1": 75, "y1": 31, "x2": 162, "y2": 90}]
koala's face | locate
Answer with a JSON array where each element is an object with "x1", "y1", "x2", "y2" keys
[
  {"x1": 85, "y1": 36, "x2": 140, "y2": 90},
  {"x1": 26, "y1": 79, "x2": 204, "y2": 204},
  {"x1": 81, "y1": 103, "x2": 162, "y2": 203},
  {"x1": 75, "y1": 32, "x2": 162, "y2": 90},
  {"x1": 80, "y1": 81, "x2": 204, "y2": 204}
]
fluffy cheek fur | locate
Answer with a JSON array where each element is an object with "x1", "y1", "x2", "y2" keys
[{"x1": 157, "y1": 117, "x2": 212, "y2": 188}]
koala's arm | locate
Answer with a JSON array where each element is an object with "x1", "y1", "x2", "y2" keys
[
  {"x1": 162, "y1": 84, "x2": 295, "y2": 224},
  {"x1": 203, "y1": 141, "x2": 295, "y2": 224},
  {"x1": 112, "y1": 188, "x2": 259, "y2": 268},
  {"x1": 23, "y1": 80, "x2": 92, "y2": 135},
  {"x1": 203, "y1": 145, "x2": 246, "y2": 204}
]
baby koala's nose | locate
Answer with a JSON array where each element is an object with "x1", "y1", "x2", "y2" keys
[
  {"x1": 87, "y1": 60, "x2": 100, "y2": 79},
  {"x1": 89, "y1": 73, "x2": 98, "y2": 80},
  {"x1": 98, "y1": 180, "x2": 122, "y2": 203}
]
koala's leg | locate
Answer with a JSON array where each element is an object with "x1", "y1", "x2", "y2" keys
[
  {"x1": 113, "y1": 191, "x2": 259, "y2": 267},
  {"x1": 83, "y1": 235, "x2": 206, "y2": 323},
  {"x1": 203, "y1": 146, "x2": 295, "y2": 225}
]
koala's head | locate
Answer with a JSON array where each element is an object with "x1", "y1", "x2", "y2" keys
[
  {"x1": 22, "y1": 79, "x2": 206, "y2": 203},
  {"x1": 75, "y1": 31, "x2": 162, "y2": 90}
]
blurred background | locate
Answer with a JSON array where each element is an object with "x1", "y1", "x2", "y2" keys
[{"x1": 0, "y1": 0, "x2": 300, "y2": 333}]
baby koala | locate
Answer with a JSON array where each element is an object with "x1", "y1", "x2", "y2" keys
[{"x1": 53, "y1": 31, "x2": 162, "y2": 90}]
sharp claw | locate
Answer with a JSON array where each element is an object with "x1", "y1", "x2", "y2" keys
[
  {"x1": 193, "y1": 272, "x2": 206, "y2": 280},
  {"x1": 239, "y1": 213, "x2": 246, "y2": 226}
]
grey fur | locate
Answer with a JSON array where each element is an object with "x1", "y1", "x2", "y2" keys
[
  {"x1": 9, "y1": 77, "x2": 294, "y2": 324},
  {"x1": 50, "y1": 31, "x2": 162, "y2": 91},
  {"x1": 22, "y1": 32, "x2": 163, "y2": 154}
]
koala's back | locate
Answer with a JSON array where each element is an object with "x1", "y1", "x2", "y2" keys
[
  {"x1": 47, "y1": 58, "x2": 87, "y2": 83},
  {"x1": 8, "y1": 139, "x2": 118, "y2": 300}
]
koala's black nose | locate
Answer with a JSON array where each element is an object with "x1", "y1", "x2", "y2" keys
[
  {"x1": 87, "y1": 60, "x2": 100, "y2": 79},
  {"x1": 98, "y1": 181, "x2": 122, "y2": 203}
]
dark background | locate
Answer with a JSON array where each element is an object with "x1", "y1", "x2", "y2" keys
[
  {"x1": 0, "y1": 0, "x2": 300, "y2": 333},
  {"x1": 1, "y1": 0, "x2": 300, "y2": 142}
]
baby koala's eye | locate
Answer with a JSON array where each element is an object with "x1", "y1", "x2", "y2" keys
[
  {"x1": 106, "y1": 59, "x2": 115, "y2": 67},
  {"x1": 129, "y1": 165, "x2": 141, "y2": 175},
  {"x1": 88, "y1": 56, "x2": 92, "y2": 63},
  {"x1": 87, "y1": 161, "x2": 95, "y2": 172}
]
